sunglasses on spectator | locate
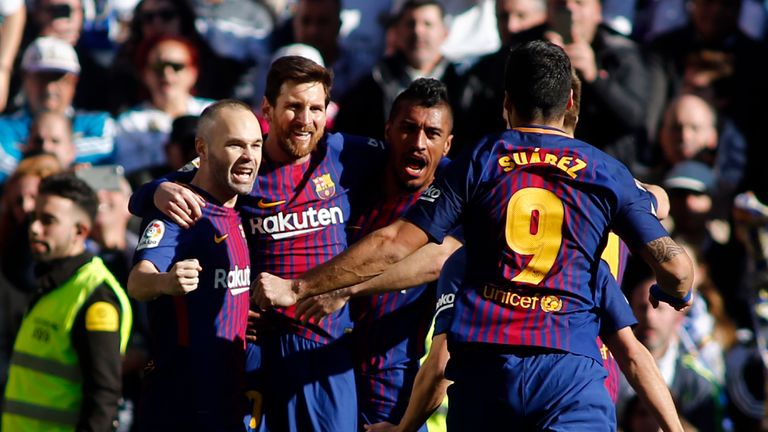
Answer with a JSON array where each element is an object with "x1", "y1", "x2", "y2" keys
[
  {"x1": 149, "y1": 61, "x2": 187, "y2": 73},
  {"x1": 47, "y1": 4, "x2": 75, "y2": 19},
  {"x1": 140, "y1": 9, "x2": 178, "y2": 24}
]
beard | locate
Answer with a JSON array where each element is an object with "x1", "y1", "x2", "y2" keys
[{"x1": 276, "y1": 130, "x2": 321, "y2": 160}]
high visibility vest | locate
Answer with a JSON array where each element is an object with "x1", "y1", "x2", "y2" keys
[{"x1": 2, "y1": 257, "x2": 132, "y2": 432}]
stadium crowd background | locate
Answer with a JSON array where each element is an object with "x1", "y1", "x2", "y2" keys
[{"x1": 0, "y1": 0, "x2": 767, "y2": 430}]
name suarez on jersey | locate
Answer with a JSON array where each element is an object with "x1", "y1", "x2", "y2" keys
[
  {"x1": 498, "y1": 148, "x2": 587, "y2": 179},
  {"x1": 248, "y1": 206, "x2": 344, "y2": 239}
]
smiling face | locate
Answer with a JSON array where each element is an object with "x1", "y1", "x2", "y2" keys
[
  {"x1": 262, "y1": 80, "x2": 327, "y2": 164},
  {"x1": 385, "y1": 101, "x2": 452, "y2": 193}
]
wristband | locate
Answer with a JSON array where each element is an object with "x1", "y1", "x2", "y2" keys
[{"x1": 650, "y1": 284, "x2": 692, "y2": 307}]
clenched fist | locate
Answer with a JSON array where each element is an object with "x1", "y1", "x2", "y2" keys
[
  {"x1": 165, "y1": 259, "x2": 202, "y2": 296},
  {"x1": 251, "y1": 272, "x2": 299, "y2": 309}
]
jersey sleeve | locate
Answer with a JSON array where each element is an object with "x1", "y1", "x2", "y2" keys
[
  {"x1": 609, "y1": 166, "x2": 669, "y2": 249},
  {"x1": 127, "y1": 168, "x2": 196, "y2": 217},
  {"x1": 596, "y1": 262, "x2": 637, "y2": 335},
  {"x1": 433, "y1": 247, "x2": 465, "y2": 335},
  {"x1": 132, "y1": 215, "x2": 184, "y2": 272},
  {"x1": 405, "y1": 148, "x2": 480, "y2": 243}
]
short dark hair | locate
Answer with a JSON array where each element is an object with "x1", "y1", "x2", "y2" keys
[
  {"x1": 504, "y1": 40, "x2": 572, "y2": 122},
  {"x1": 264, "y1": 56, "x2": 333, "y2": 107},
  {"x1": 38, "y1": 172, "x2": 99, "y2": 224},
  {"x1": 389, "y1": 78, "x2": 453, "y2": 128},
  {"x1": 197, "y1": 99, "x2": 254, "y2": 144},
  {"x1": 397, "y1": 0, "x2": 445, "y2": 21}
]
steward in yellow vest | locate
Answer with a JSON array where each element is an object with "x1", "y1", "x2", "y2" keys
[{"x1": 2, "y1": 173, "x2": 133, "y2": 432}]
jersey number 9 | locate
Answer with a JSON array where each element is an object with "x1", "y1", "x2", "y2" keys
[{"x1": 505, "y1": 187, "x2": 564, "y2": 284}]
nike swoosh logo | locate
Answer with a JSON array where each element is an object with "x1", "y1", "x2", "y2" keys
[
  {"x1": 214, "y1": 234, "x2": 229, "y2": 244},
  {"x1": 257, "y1": 199, "x2": 286, "y2": 209}
]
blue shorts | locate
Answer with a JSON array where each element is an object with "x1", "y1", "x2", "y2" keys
[
  {"x1": 259, "y1": 333, "x2": 357, "y2": 432},
  {"x1": 357, "y1": 366, "x2": 426, "y2": 431},
  {"x1": 445, "y1": 344, "x2": 615, "y2": 432}
]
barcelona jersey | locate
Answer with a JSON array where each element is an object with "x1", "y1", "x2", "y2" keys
[
  {"x1": 238, "y1": 132, "x2": 385, "y2": 342},
  {"x1": 129, "y1": 132, "x2": 386, "y2": 342},
  {"x1": 407, "y1": 126, "x2": 667, "y2": 362},
  {"x1": 133, "y1": 187, "x2": 251, "y2": 424},
  {"x1": 349, "y1": 190, "x2": 435, "y2": 422}
]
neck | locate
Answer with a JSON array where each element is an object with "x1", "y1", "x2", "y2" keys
[
  {"x1": 153, "y1": 93, "x2": 189, "y2": 117},
  {"x1": 191, "y1": 170, "x2": 237, "y2": 208},
  {"x1": 509, "y1": 112, "x2": 566, "y2": 130}
]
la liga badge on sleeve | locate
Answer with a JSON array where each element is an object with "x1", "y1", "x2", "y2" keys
[{"x1": 137, "y1": 219, "x2": 165, "y2": 250}]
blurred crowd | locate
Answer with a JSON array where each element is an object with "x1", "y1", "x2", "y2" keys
[{"x1": 0, "y1": 0, "x2": 767, "y2": 431}]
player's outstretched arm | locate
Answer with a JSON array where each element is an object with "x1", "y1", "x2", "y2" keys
[
  {"x1": 638, "y1": 236, "x2": 694, "y2": 311},
  {"x1": 253, "y1": 219, "x2": 430, "y2": 309},
  {"x1": 128, "y1": 169, "x2": 201, "y2": 228},
  {"x1": 295, "y1": 237, "x2": 463, "y2": 323},
  {"x1": 128, "y1": 259, "x2": 201, "y2": 301},
  {"x1": 366, "y1": 333, "x2": 452, "y2": 432},
  {"x1": 604, "y1": 327, "x2": 683, "y2": 432}
]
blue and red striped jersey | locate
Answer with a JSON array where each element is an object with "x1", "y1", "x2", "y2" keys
[
  {"x1": 408, "y1": 126, "x2": 667, "y2": 362},
  {"x1": 349, "y1": 191, "x2": 435, "y2": 417},
  {"x1": 238, "y1": 132, "x2": 385, "y2": 342},
  {"x1": 133, "y1": 187, "x2": 251, "y2": 406},
  {"x1": 129, "y1": 132, "x2": 386, "y2": 343}
]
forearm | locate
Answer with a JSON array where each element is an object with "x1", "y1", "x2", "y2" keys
[
  {"x1": 296, "y1": 220, "x2": 428, "y2": 300},
  {"x1": 349, "y1": 237, "x2": 462, "y2": 298},
  {"x1": 0, "y1": 5, "x2": 25, "y2": 71},
  {"x1": 127, "y1": 170, "x2": 193, "y2": 216},
  {"x1": 397, "y1": 335, "x2": 451, "y2": 432},
  {"x1": 639, "y1": 236, "x2": 693, "y2": 298},
  {"x1": 127, "y1": 260, "x2": 168, "y2": 300},
  {"x1": 606, "y1": 329, "x2": 682, "y2": 432}
]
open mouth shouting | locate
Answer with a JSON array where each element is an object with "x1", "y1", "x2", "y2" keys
[
  {"x1": 403, "y1": 153, "x2": 429, "y2": 178},
  {"x1": 231, "y1": 164, "x2": 255, "y2": 184}
]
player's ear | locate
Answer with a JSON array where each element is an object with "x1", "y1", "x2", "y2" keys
[
  {"x1": 195, "y1": 137, "x2": 206, "y2": 160},
  {"x1": 503, "y1": 94, "x2": 513, "y2": 128},
  {"x1": 261, "y1": 97, "x2": 272, "y2": 122},
  {"x1": 443, "y1": 134, "x2": 453, "y2": 156},
  {"x1": 566, "y1": 89, "x2": 574, "y2": 111}
]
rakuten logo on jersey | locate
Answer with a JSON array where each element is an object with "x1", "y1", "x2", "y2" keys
[
  {"x1": 435, "y1": 292, "x2": 455, "y2": 316},
  {"x1": 419, "y1": 185, "x2": 441, "y2": 203},
  {"x1": 249, "y1": 206, "x2": 344, "y2": 239},
  {"x1": 214, "y1": 265, "x2": 251, "y2": 295}
]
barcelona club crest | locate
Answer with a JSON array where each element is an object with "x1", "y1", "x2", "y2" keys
[{"x1": 312, "y1": 173, "x2": 336, "y2": 200}]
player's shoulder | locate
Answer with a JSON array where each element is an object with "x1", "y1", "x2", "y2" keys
[
  {"x1": 326, "y1": 131, "x2": 385, "y2": 153},
  {"x1": 136, "y1": 211, "x2": 183, "y2": 251}
]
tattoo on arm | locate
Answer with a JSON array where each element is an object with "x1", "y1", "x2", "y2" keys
[{"x1": 646, "y1": 237, "x2": 684, "y2": 263}]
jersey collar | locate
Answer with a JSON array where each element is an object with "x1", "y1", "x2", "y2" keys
[{"x1": 512, "y1": 125, "x2": 572, "y2": 138}]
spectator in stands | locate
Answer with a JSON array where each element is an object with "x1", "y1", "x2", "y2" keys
[
  {"x1": 645, "y1": 0, "x2": 768, "y2": 198},
  {"x1": 289, "y1": 0, "x2": 371, "y2": 100},
  {"x1": 23, "y1": 0, "x2": 115, "y2": 112},
  {"x1": 654, "y1": 94, "x2": 747, "y2": 215},
  {"x1": 24, "y1": 110, "x2": 77, "y2": 169},
  {"x1": 115, "y1": 35, "x2": 212, "y2": 175},
  {"x1": 620, "y1": 260, "x2": 726, "y2": 432},
  {"x1": 545, "y1": 0, "x2": 650, "y2": 171},
  {"x1": 109, "y1": 0, "x2": 243, "y2": 113},
  {"x1": 334, "y1": 0, "x2": 461, "y2": 140},
  {"x1": 454, "y1": 0, "x2": 548, "y2": 151},
  {"x1": 0, "y1": 37, "x2": 115, "y2": 184}
]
